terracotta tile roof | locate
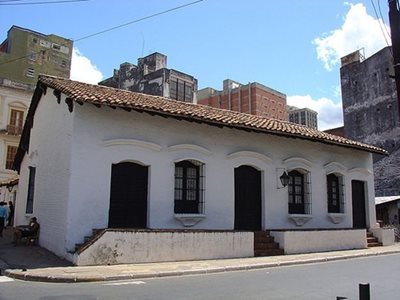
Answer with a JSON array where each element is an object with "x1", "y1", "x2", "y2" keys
[{"x1": 37, "y1": 75, "x2": 386, "y2": 155}]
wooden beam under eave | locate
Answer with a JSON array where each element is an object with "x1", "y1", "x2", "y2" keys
[
  {"x1": 53, "y1": 90, "x2": 62, "y2": 104},
  {"x1": 65, "y1": 98, "x2": 74, "y2": 112}
]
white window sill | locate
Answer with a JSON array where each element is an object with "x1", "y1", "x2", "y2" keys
[
  {"x1": 289, "y1": 214, "x2": 312, "y2": 226},
  {"x1": 327, "y1": 213, "x2": 345, "y2": 224},
  {"x1": 174, "y1": 214, "x2": 206, "y2": 227}
]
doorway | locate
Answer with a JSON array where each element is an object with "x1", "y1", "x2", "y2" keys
[
  {"x1": 108, "y1": 162, "x2": 148, "y2": 228},
  {"x1": 351, "y1": 180, "x2": 367, "y2": 229},
  {"x1": 234, "y1": 165, "x2": 262, "y2": 230}
]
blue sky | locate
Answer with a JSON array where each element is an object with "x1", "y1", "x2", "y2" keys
[{"x1": 0, "y1": 0, "x2": 392, "y2": 129}]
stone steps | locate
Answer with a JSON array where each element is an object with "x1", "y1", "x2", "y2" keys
[
  {"x1": 74, "y1": 228, "x2": 105, "y2": 253},
  {"x1": 367, "y1": 231, "x2": 382, "y2": 247},
  {"x1": 254, "y1": 231, "x2": 284, "y2": 257}
]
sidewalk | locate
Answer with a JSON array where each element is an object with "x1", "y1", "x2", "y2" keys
[{"x1": 1, "y1": 227, "x2": 400, "y2": 283}]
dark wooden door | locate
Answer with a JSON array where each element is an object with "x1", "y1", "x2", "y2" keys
[
  {"x1": 352, "y1": 180, "x2": 367, "y2": 229},
  {"x1": 108, "y1": 162, "x2": 148, "y2": 228},
  {"x1": 234, "y1": 166, "x2": 262, "y2": 230}
]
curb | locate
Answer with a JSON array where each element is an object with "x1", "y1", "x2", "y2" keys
[{"x1": 4, "y1": 248, "x2": 400, "y2": 283}]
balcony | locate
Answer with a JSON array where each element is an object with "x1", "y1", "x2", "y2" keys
[{"x1": 6, "y1": 125, "x2": 23, "y2": 135}]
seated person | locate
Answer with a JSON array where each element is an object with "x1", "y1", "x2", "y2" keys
[{"x1": 14, "y1": 217, "x2": 40, "y2": 245}]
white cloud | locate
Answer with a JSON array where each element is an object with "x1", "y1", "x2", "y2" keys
[
  {"x1": 287, "y1": 95, "x2": 343, "y2": 130},
  {"x1": 70, "y1": 48, "x2": 103, "y2": 84},
  {"x1": 314, "y1": 3, "x2": 391, "y2": 71}
]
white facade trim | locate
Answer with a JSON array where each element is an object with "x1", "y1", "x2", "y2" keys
[
  {"x1": 348, "y1": 167, "x2": 373, "y2": 176},
  {"x1": 174, "y1": 214, "x2": 206, "y2": 227},
  {"x1": 167, "y1": 144, "x2": 212, "y2": 156},
  {"x1": 328, "y1": 213, "x2": 346, "y2": 224},
  {"x1": 283, "y1": 156, "x2": 312, "y2": 170},
  {"x1": 103, "y1": 139, "x2": 162, "y2": 152},
  {"x1": 324, "y1": 161, "x2": 347, "y2": 174},
  {"x1": 227, "y1": 151, "x2": 272, "y2": 165}
]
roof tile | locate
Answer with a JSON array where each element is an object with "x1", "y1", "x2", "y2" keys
[{"x1": 38, "y1": 75, "x2": 387, "y2": 155}]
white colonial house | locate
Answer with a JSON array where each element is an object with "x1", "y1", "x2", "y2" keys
[{"x1": 13, "y1": 75, "x2": 394, "y2": 265}]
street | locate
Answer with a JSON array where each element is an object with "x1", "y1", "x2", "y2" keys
[{"x1": 0, "y1": 253, "x2": 399, "y2": 300}]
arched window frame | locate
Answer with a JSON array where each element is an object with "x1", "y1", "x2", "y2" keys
[
  {"x1": 174, "y1": 160, "x2": 205, "y2": 214},
  {"x1": 327, "y1": 173, "x2": 345, "y2": 214},
  {"x1": 288, "y1": 169, "x2": 312, "y2": 215}
]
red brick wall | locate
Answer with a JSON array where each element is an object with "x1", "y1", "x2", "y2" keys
[{"x1": 198, "y1": 85, "x2": 288, "y2": 121}]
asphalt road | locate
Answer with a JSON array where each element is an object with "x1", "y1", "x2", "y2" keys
[{"x1": 0, "y1": 253, "x2": 399, "y2": 300}]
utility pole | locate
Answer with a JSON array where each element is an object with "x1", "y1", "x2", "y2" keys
[{"x1": 388, "y1": 0, "x2": 400, "y2": 117}]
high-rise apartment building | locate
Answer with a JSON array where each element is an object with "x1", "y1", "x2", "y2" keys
[
  {"x1": 99, "y1": 52, "x2": 198, "y2": 103},
  {"x1": 340, "y1": 47, "x2": 400, "y2": 196},
  {"x1": 288, "y1": 106, "x2": 318, "y2": 129},
  {"x1": 197, "y1": 79, "x2": 288, "y2": 121},
  {"x1": 0, "y1": 26, "x2": 73, "y2": 203},
  {"x1": 0, "y1": 25, "x2": 73, "y2": 89}
]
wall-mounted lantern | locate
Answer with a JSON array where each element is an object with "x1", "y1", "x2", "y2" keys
[
  {"x1": 276, "y1": 168, "x2": 289, "y2": 189},
  {"x1": 280, "y1": 171, "x2": 290, "y2": 187}
]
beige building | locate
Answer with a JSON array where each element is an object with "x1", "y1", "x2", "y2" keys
[
  {"x1": 0, "y1": 79, "x2": 31, "y2": 203},
  {"x1": 0, "y1": 26, "x2": 72, "y2": 207},
  {"x1": 0, "y1": 25, "x2": 72, "y2": 88}
]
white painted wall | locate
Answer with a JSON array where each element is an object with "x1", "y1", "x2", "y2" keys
[
  {"x1": 270, "y1": 229, "x2": 367, "y2": 254},
  {"x1": 17, "y1": 87, "x2": 378, "y2": 259},
  {"x1": 16, "y1": 91, "x2": 74, "y2": 258},
  {"x1": 370, "y1": 228, "x2": 395, "y2": 246},
  {"x1": 74, "y1": 230, "x2": 253, "y2": 266}
]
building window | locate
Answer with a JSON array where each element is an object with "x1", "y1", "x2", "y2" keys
[
  {"x1": 26, "y1": 166, "x2": 36, "y2": 214},
  {"x1": 52, "y1": 43, "x2": 61, "y2": 51},
  {"x1": 174, "y1": 160, "x2": 205, "y2": 214},
  {"x1": 170, "y1": 77, "x2": 193, "y2": 102},
  {"x1": 26, "y1": 68, "x2": 35, "y2": 78},
  {"x1": 28, "y1": 52, "x2": 37, "y2": 61},
  {"x1": 327, "y1": 174, "x2": 345, "y2": 213},
  {"x1": 7, "y1": 109, "x2": 24, "y2": 135},
  {"x1": 39, "y1": 40, "x2": 51, "y2": 48},
  {"x1": 288, "y1": 170, "x2": 311, "y2": 214},
  {"x1": 5, "y1": 145, "x2": 18, "y2": 170}
]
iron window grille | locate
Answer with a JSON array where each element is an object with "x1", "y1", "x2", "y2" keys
[
  {"x1": 327, "y1": 173, "x2": 345, "y2": 213},
  {"x1": 174, "y1": 160, "x2": 205, "y2": 214},
  {"x1": 288, "y1": 170, "x2": 312, "y2": 214}
]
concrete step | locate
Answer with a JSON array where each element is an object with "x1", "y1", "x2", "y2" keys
[
  {"x1": 367, "y1": 242, "x2": 383, "y2": 247},
  {"x1": 254, "y1": 236, "x2": 275, "y2": 243},
  {"x1": 367, "y1": 236, "x2": 378, "y2": 243},
  {"x1": 253, "y1": 231, "x2": 283, "y2": 257},
  {"x1": 366, "y1": 231, "x2": 382, "y2": 248},
  {"x1": 254, "y1": 242, "x2": 280, "y2": 249},
  {"x1": 254, "y1": 248, "x2": 284, "y2": 256}
]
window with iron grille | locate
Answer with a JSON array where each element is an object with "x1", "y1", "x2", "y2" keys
[
  {"x1": 174, "y1": 160, "x2": 205, "y2": 214},
  {"x1": 288, "y1": 170, "x2": 312, "y2": 214},
  {"x1": 5, "y1": 145, "x2": 17, "y2": 170},
  {"x1": 327, "y1": 173, "x2": 345, "y2": 213}
]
